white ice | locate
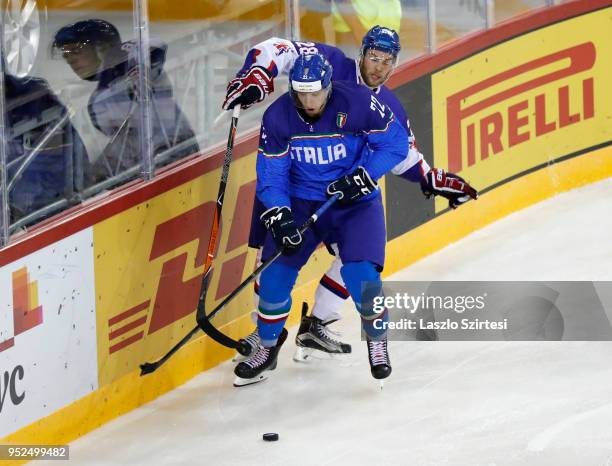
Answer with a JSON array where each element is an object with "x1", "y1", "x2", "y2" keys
[{"x1": 45, "y1": 178, "x2": 612, "y2": 466}]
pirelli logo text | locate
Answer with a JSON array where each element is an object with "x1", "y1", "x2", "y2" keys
[{"x1": 446, "y1": 42, "x2": 596, "y2": 172}]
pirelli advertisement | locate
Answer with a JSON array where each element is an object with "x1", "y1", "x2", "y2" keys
[{"x1": 387, "y1": 6, "x2": 612, "y2": 236}]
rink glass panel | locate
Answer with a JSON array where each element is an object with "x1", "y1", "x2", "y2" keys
[
  {"x1": 0, "y1": 0, "x2": 556, "y2": 246},
  {"x1": 1, "y1": 0, "x2": 144, "y2": 239}
]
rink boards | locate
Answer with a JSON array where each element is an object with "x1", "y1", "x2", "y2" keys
[{"x1": 1, "y1": 0, "x2": 611, "y2": 458}]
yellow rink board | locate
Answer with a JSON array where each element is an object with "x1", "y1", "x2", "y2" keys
[{"x1": 431, "y1": 8, "x2": 612, "y2": 213}]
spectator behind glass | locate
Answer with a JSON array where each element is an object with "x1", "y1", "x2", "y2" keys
[
  {"x1": 4, "y1": 67, "x2": 91, "y2": 225},
  {"x1": 52, "y1": 19, "x2": 199, "y2": 183}
]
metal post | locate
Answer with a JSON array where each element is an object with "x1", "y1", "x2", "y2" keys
[
  {"x1": 196, "y1": 56, "x2": 206, "y2": 144},
  {"x1": 0, "y1": 20, "x2": 10, "y2": 247},
  {"x1": 204, "y1": 50, "x2": 213, "y2": 147},
  {"x1": 133, "y1": 0, "x2": 154, "y2": 181},
  {"x1": 426, "y1": 0, "x2": 437, "y2": 54},
  {"x1": 485, "y1": 0, "x2": 495, "y2": 29},
  {"x1": 285, "y1": 0, "x2": 300, "y2": 41}
]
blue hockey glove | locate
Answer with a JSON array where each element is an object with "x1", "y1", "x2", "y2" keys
[
  {"x1": 327, "y1": 166, "x2": 378, "y2": 205},
  {"x1": 222, "y1": 66, "x2": 274, "y2": 110},
  {"x1": 260, "y1": 206, "x2": 303, "y2": 255},
  {"x1": 421, "y1": 168, "x2": 479, "y2": 209}
]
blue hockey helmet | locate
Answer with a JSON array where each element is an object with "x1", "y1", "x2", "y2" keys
[
  {"x1": 361, "y1": 25, "x2": 401, "y2": 59},
  {"x1": 289, "y1": 53, "x2": 333, "y2": 94},
  {"x1": 52, "y1": 19, "x2": 121, "y2": 55}
]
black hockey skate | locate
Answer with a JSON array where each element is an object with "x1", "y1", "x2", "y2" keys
[
  {"x1": 293, "y1": 313, "x2": 352, "y2": 362},
  {"x1": 231, "y1": 328, "x2": 259, "y2": 362},
  {"x1": 367, "y1": 337, "x2": 391, "y2": 380},
  {"x1": 233, "y1": 328, "x2": 288, "y2": 387}
]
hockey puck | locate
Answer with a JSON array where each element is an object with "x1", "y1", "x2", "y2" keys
[{"x1": 262, "y1": 433, "x2": 279, "y2": 442}]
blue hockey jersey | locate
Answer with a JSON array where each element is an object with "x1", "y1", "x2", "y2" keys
[
  {"x1": 237, "y1": 37, "x2": 429, "y2": 180},
  {"x1": 256, "y1": 81, "x2": 408, "y2": 208}
]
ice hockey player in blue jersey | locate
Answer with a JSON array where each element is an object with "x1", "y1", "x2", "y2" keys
[
  {"x1": 233, "y1": 53, "x2": 408, "y2": 385},
  {"x1": 224, "y1": 26, "x2": 478, "y2": 366}
]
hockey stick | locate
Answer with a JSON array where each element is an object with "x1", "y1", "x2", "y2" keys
[
  {"x1": 195, "y1": 105, "x2": 241, "y2": 324},
  {"x1": 139, "y1": 106, "x2": 240, "y2": 376},
  {"x1": 196, "y1": 194, "x2": 340, "y2": 345},
  {"x1": 139, "y1": 194, "x2": 339, "y2": 375}
]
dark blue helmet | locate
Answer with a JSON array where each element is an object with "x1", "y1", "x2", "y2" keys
[
  {"x1": 289, "y1": 53, "x2": 333, "y2": 93},
  {"x1": 361, "y1": 25, "x2": 401, "y2": 59},
  {"x1": 52, "y1": 19, "x2": 121, "y2": 54}
]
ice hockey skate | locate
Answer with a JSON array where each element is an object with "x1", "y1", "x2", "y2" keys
[
  {"x1": 366, "y1": 337, "x2": 392, "y2": 382},
  {"x1": 233, "y1": 328, "x2": 288, "y2": 387},
  {"x1": 293, "y1": 307, "x2": 352, "y2": 363}
]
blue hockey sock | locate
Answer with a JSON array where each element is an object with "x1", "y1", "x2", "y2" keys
[
  {"x1": 341, "y1": 261, "x2": 388, "y2": 339},
  {"x1": 360, "y1": 309, "x2": 388, "y2": 340},
  {"x1": 257, "y1": 262, "x2": 299, "y2": 346},
  {"x1": 258, "y1": 299, "x2": 291, "y2": 347}
]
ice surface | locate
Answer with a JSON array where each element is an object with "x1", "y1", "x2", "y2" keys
[{"x1": 44, "y1": 178, "x2": 612, "y2": 466}]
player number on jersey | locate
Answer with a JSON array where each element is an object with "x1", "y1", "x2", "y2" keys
[
  {"x1": 295, "y1": 41, "x2": 319, "y2": 55},
  {"x1": 370, "y1": 95, "x2": 386, "y2": 118}
]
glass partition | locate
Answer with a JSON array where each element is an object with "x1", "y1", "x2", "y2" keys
[
  {"x1": 493, "y1": 0, "x2": 549, "y2": 24},
  {"x1": 147, "y1": 0, "x2": 286, "y2": 156},
  {"x1": 434, "y1": 0, "x2": 487, "y2": 48},
  {"x1": 298, "y1": 0, "x2": 428, "y2": 61},
  {"x1": 0, "y1": 0, "x2": 560, "y2": 246},
  {"x1": 3, "y1": 0, "x2": 140, "y2": 235}
]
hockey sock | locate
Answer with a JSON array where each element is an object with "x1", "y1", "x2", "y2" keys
[
  {"x1": 340, "y1": 261, "x2": 388, "y2": 339},
  {"x1": 360, "y1": 309, "x2": 388, "y2": 340},
  {"x1": 312, "y1": 255, "x2": 349, "y2": 323},
  {"x1": 252, "y1": 247, "x2": 263, "y2": 309},
  {"x1": 257, "y1": 262, "x2": 299, "y2": 346},
  {"x1": 257, "y1": 299, "x2": 291, "y2": 347}
]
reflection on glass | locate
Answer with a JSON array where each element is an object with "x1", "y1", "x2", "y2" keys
[
  {"x1": 52, "y1": 19, "x2": 199, "y2": 183},
  {"x1": 147, "y1": 0, "x2": 286, "y2": 146},
  {"x1": 4, "y1": 67, "x2": 89, "y2": 225},
  {"x1": 3, "y1": 0, "x2": 41, "y2": 78}
]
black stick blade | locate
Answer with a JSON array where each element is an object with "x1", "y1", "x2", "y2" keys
[{"x1": 140, "y1": 362, "x2": 158, "y2": 376}]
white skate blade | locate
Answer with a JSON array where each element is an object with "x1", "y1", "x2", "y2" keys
[
  {"x1": 292, "y1": 346, "x2": 314, "y2": 363},
  {"x1": 378, "y1": 380, "x2": 384, "y2": 390},
  {"x1": 293, "y1": 346, "x2": 350, "y2": 363},
  {"x1": 233, "y1": 373, "x2": 268, "y2": 387}
]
